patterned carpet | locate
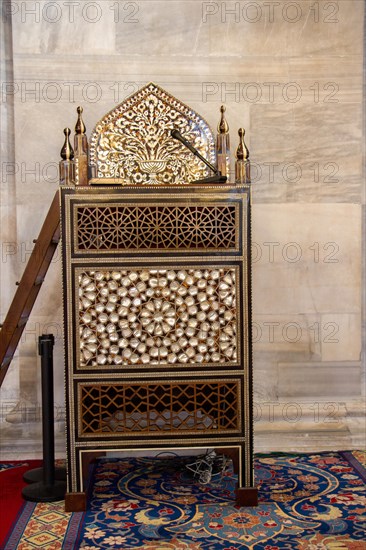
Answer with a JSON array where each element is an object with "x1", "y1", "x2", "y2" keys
[{"x1": 2, "y1": 450, "x2": 365, "y2": 549}]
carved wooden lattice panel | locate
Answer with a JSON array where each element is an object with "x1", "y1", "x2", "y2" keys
[
  {"x1": 75, "y1": 204, "x2": 238, "y2": 252},
  {"x1": 78, "y1": 267, "x2": 238, "y2": 368},
  {"x1": 79, "y1": 380, "x2": 241, "y2": 436},
  {"x1": 88, "y1": 83, "x2": 216, "y2": 185}
]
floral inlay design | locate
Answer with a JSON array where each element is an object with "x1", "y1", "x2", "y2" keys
[
  {"x1": 78, "y1": 268, "x2": 238, "y2": 367},
  {"x1": 138, "y1": 299, "x2": 176, "y2": 337},
  {"x1": 88, "y1": 83, "x2": 216, "y2": 185}
]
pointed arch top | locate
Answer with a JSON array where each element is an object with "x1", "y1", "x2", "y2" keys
[{"x1": 89, "y1": 82, "x2": 216, "y2": 185}]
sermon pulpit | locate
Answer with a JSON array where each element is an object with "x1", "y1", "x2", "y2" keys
[{"x1": 59, "y1": 83, "x2": 257, "y2": 511}]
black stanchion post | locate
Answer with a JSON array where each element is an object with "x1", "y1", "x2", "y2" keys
[
  {"x1": 22, "y1": 334, "x2": 66, "y2": 502},
  {"x1": 42, "y1": 334, "x2": 55, "y2": 487}
]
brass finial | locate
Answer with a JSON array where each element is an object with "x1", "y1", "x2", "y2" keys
[
  {"x1": 75, "y1": 106, "x2": 86, "y2": 135},
  {"x1": 218, "y1": 105, "x2": 229, "y2": 134},
  {"x1": 61, "y1": 128, "x2": 74, "y2": 160},
  {"x1": 236, "y1": 128, "x2": 249, "y2": 161}
]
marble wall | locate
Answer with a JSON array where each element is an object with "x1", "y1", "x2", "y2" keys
[{"x1": 0, "y1": 0, "x2": 364, "y2": 457}]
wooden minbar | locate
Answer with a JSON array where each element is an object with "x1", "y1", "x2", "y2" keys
[{"x1": 59, "y1": 83, "x2": 257, "y2": 511}]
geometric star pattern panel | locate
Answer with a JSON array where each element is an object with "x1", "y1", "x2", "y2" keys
[
  {"x1": 79, "y1": 380, "x2": 241, "y2": 436},
  {"x1": 78, "y1": 267, "x2": 238, "y2": 368},
  {"x1": 76, "y1": 205, "x2": 238, "y2": 252}
]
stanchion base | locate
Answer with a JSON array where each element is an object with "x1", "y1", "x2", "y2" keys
[
  {"x1": 23, "y1": 467, "x2": 66, "y2": 484},
  {"x1": 22, "y1": 480, "x2": 67, "y2": 502}
]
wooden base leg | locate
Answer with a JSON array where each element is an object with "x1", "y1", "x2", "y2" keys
[
  {"x1": 235, "y1": 486, "x2": 258, "y2": 507},
  {"x1": 64, "y1": 451, "x2": 106, "y2": 511},
  {"x1": 215, "y1": 447, "x2": 240, "y2": 474},
  {"x1": 215, "y1": 447, "x2": 258, "y2": 507},
  {"x1": 65, "y1": 492, "x2": 87, "y2": 512},
  {"x1": 82, "y1": 451, "x2": 106, "y2": 484}
]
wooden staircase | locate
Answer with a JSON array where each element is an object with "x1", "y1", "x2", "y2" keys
[
  {"x1": 0, "y1": 190, "x2": 60, "y2": 387},
  {"x1": 0, "y1": 106, "x2": 88, "y2": 388}
]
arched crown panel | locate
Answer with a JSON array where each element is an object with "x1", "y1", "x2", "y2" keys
[{"x1": 89, "y1": 82, "x2": 216, "y2": 185}]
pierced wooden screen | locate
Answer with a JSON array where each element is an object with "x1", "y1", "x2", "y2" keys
[
  {"x1": 75, "y1": 204, "x2": 239, "y2": 253},
  {"x1": 79, "y1": 380, "x2": 241, "y2": 436}
]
